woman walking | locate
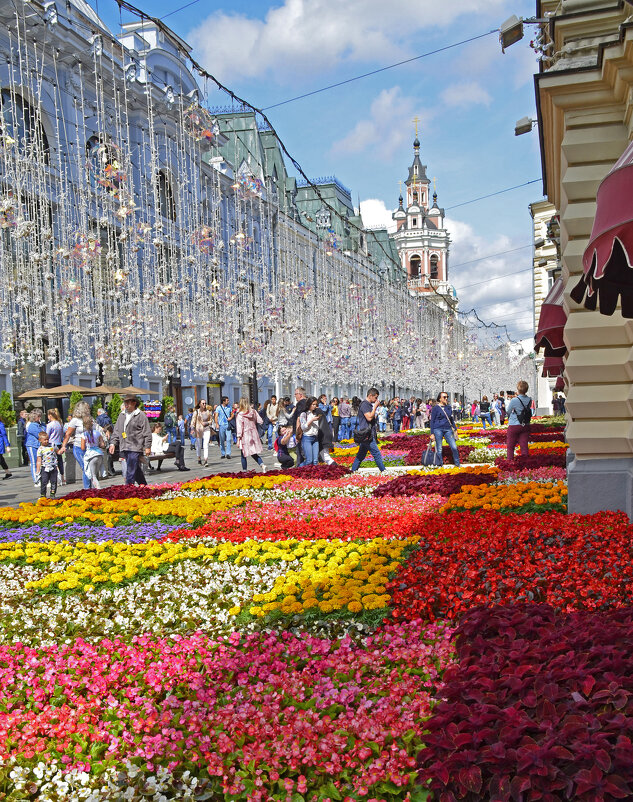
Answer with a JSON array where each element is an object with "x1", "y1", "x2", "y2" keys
[
  {"x1": 430, "y1": 391, "x2": 461, "y2": 466},
  {"x1": 479, "y1": 396, "x2": 492, "y2": 429},
  {"x1": 25, "y1": 410, "x2": 46, "y2": 484},
  {"x1": 192, "y1": 400, "x2": 213, "y2": 467},
  {"x1": 0, "y1": 414, "x2": 12, "y2": 480},
  {"x1": 46, "y1": 409, "x2": 65, "y2": 485},
  {"x1": 236, "y1": 397, "x2": 266, "y2": 472},
  {"x1": 331, "y1": 397, "x2": 340, "y2": 442},
  {"x1": 59, "y1": 401, "x2": 92, "y2": 490},
  {"x1": 81, "y1": 415, "x2": 105, "y2": 489}
]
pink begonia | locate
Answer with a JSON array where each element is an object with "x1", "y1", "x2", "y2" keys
[{"x1": 0, "y1": 622, "x2": 453, "y2": 798}]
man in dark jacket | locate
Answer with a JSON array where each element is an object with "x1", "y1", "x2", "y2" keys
[
  {"x1": 96, "y1": 408, "x2": 112, "y2": 428},
  {"x1": 109, "y1": 394, "x2": 152, "y2": 485}
]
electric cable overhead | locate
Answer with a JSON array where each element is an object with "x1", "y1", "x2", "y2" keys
[
  {"x1": 261, "y1": 30, "x2": 498, "y2": 110},
  {"x1": 445, "y1": 179, "x2": 542, "y2": 210},
  {"x1": 454, "y1": 265, "x2": 532, "y2": 291},
  {"x1": 162, "y1": 0, "x2": 202, "y2": 20}
]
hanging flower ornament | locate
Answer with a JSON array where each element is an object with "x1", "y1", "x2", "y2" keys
[
  {"x1": 87, "y1": 140, "x2": 127, "y2": 198},
  {"x1": 70, "y1": 232, "x2": 102, "y2": 269},
  {"x1": 183, "y1": 103, "x2": 220, "y2": 143},
  {"x1": 0, "y1": 196, "x2": 17, "y2": 229},
  {"x1": 191, "y1": 225, "x2": 216, "y2": 254}
]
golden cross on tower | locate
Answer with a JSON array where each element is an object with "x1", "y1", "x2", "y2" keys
[
  {"x1": 397, "y1": 179, "x2": 402, "y2": 195},
  {"x1": 412, "y1": 116, "x2": 420, "y2": 139},
  {"x1": 433, "y1": 177, "x2": 437, "y2": 192}
]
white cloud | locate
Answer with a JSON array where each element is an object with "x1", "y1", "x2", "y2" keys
[
  {"x1": 359, "y1": 199, "x2": 397, "y2": 232},
  {"x1": 330, "y1": 87, "x2": 424, "y2": 160},
  {"x1": 447, "y1": 217, "x2": 533, "y2": 338},
  {"x1": 441, "y1": 81, "x2": 492, "y2": 108},
  {"x1": 187, "y1": 0, "x2": 509, "y2": 83}
]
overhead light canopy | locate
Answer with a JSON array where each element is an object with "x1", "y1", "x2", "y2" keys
[
  {"x1": 500, "y1": 15, "x2": 524, "y2": 51},
  {"x1": 515, "y1": 116, "x2": 536, "y2": 136}
]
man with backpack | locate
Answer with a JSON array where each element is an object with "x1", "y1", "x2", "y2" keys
[{"x1": 505, "y1": 380, "x2": 532, "y2": 460}]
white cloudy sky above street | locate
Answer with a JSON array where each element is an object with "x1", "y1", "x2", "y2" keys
[{"x1": 100, "y1": 0, "x2": 541, "y2": 340}]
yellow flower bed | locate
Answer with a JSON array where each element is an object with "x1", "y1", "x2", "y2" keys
[
  {"x1": 441, "y1": 480, "x2": 568, "y2": 512},
  {"x1": 407, "y1": 465, "x2": 499, "y2": 478},
  {"x1": 0, "y1": 494, "x2": 246, "y2": 526},
  {"x1": 243, "y1": 536, "x2": 418, "y2": 618},
  {"x1": 528, "y1": 441, "x2": 568, "y2": 450},
  {"x1": 10, "y1": 535, "x2": 416, "y2": 608},
  {"x1": 331, "y1": 445, "x2": 359, "y2": 457},
  {"x1": 180, "y1": 474, "x2": 293, "y2": 492}
]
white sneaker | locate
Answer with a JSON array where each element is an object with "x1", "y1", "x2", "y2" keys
[{"x1": 261, "y1": 464, "x2": 267, "y2": 473}]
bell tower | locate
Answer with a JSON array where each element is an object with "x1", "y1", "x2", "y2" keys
[{"x1": 391, "y1": 123, "x2": 454, "y2": 307}]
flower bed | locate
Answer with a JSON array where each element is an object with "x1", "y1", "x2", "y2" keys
[
  {"x1": 441, "y1": 479, "x2": 568, "y2": 512},
  {"x1": 495, "y1": 453, "x2": 567, "y2": 470},
  {"x1": 417, "y1": 604, "x2": 633, "y2": 801},
  {"x1": 387, "y1": 510, "x2": 633, "y2": 621},
  {"x1": 373, "y1": 467, "x2": 498, "y2": 498},
  {"x1": 0, "y1": 621, "x2": 453, "y2": 801}
]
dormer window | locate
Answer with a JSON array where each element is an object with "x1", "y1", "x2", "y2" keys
[{"x1": 412, "y1": 218, "x2": 417, "y2": 227}]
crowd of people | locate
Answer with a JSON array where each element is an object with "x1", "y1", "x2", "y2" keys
[{"x1": 3, "y1": 378, "x2": 554, "y2": 493}]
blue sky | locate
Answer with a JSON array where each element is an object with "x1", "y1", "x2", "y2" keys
[{"x1": 94, "y1": 0, "x2": 541, "y2": 341}]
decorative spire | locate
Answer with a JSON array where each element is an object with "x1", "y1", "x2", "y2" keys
[
  {"x1": 397, "y1": 179, "x2": 403, "y2": 208},
  {"x1": 432, "y1": 176, "x2": 438, "y2": 206},
  {"x1": 412, "y1": 116, "x2": 420, "y2": 151}
]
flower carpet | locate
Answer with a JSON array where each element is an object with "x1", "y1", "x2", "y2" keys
[{"x1": 2, "y1": 418, "x2": 632, "y2": 800}]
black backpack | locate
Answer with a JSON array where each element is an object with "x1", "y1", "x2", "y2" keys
[{"x1": 517, "y1": 397, "x2": 532, "y2": 427}]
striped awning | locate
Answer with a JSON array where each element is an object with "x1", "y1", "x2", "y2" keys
[{"x1": 535, "y1": 277, "x2": 566, "y2": 356}]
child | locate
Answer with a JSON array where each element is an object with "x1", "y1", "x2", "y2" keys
[
  {"x1": 36, "y1": 431, "x2": 58, "y2": 498},
  {"x1": 275, "y1": 425, "x2": 296, "y2": 470},
  {"x1": 81, "y1": 416, "x2": 105, "y2": 489}
]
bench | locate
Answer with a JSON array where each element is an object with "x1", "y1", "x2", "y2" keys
[{"x1": 146, "y1": 451, "x2": 176, "y2": 471}]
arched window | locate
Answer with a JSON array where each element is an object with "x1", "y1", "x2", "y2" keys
[
  {"x1": 412, "y1": 190, "x2": 418, "y2": 205},
  {"x1": 0, "y1": 89, "x2": 49, "y2": 163},
  {"x1": 157, "y1": 170, "x2": 176, "y2": 221},
  {"x1": 430, "y1": 254, "x2": 439, "y2": 280},
  {"x1": 410, "y1": 255, "x2": 421, "y2": 278}
]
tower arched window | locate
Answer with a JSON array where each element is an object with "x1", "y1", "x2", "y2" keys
[
  {"x1": 0, "y1": 89, "x2": 49, "y2": 163},
  {"x1": 157, "y1": 170, "x2": 176, "y2": 221},
  {"x1": 430, "y1": 254, "x2": 439, "y2": 280},
  {"x1": 410, "y1": 255, "x2": 421, "y2": 278},
  {"x1": 412, "y1": 190, "x2": 418, "y2": 205}
]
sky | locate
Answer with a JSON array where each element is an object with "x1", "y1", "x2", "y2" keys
[{"x1": 94, "y1": 0, "x2": 542, "y2": 341}]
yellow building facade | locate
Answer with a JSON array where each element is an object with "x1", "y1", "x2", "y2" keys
[{"x1": 535, "y1": 0, "x2": 633, "y2": 515}]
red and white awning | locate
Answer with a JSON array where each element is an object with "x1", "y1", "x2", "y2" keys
[
  {"x1": 571, "y1": 140, "x2": 633, "y2": 316},
  {"x1": 535, "y1": 277, "x2": 566, "y2": 356}
]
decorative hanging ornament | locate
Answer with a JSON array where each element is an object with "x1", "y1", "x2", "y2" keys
[{"x1": 183, "y1": 103, "x2": 220, "y2": 143}]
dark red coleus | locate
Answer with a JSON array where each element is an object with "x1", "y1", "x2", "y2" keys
[
  {"x1": 418, "y1": 604, "x2": 633, "y2": 801},
  {"x1": 373, "y1": 472, "x2": 494, "y2": 498}
]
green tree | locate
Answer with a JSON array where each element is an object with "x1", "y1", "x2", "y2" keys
[
  {"x1": 108, "y1": 393, "x2": 122, "y2": 424},
  {"x1": 0, "y1": 391, "x2": 16, "y2": 426},
  {"x1": 161, "y1": 395, "x2": 175, "y2": 422},
  {"x1": 91, "y1": 398, "x2": 102, "y2": 418},
  {"x1": 69, "y1": 391, "x2": 83, "y2": 416}
]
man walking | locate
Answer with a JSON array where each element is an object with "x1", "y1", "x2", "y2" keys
[
  {"x1": 215, "y1": 396, "x2": 234, "y2": 459},
  {"x1": 109, "y1": 394, "x2": 152, "y2": 485},
  {"x1": 350, "y1": 388, "x2": 386, "y2": 473}
]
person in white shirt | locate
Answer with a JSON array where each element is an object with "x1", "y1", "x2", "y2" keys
[{"x1": 149, "y1": 423, "x2": 189, "y2": 472}]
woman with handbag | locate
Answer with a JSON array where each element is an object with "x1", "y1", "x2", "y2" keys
[
  {"x1": 236, "y1": 397, "x2": 266, "y2": 472},
  {"x1": 430, "y1": 391, "x2": 461, "y2": 466},
  {"x1": 81, "y1": 415, "x2": 105, "y2": 489},
  {"x1": 299, "y1": 397, "x2": 320, "y2": 466}
]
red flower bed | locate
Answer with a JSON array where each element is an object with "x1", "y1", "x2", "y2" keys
[
  {"x1": 495, "y1": 452, "x2": 567, "y2": 470},
  {"x1": 63, "y1": 485, "x2": 167, "y2": 501},
  {"x1": 373, "y1": 472, "x2": 494, "y2": 498},
  {"x1": 164, "y1": 505, "x2": 435, "y2": 544},
  {"x1": 418, "y1": 603, "x2": 633, "y2": 801},
  {"x1": 387, "y1": 510, "x2": 633, "y2": 622},
  {"x1": 404, "y1": 445, "x2": 474, "y2": 466}
]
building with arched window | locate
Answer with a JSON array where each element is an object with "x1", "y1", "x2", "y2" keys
[{"x1": 391, "y1": 137, "x2": 455, "y2": 309}]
